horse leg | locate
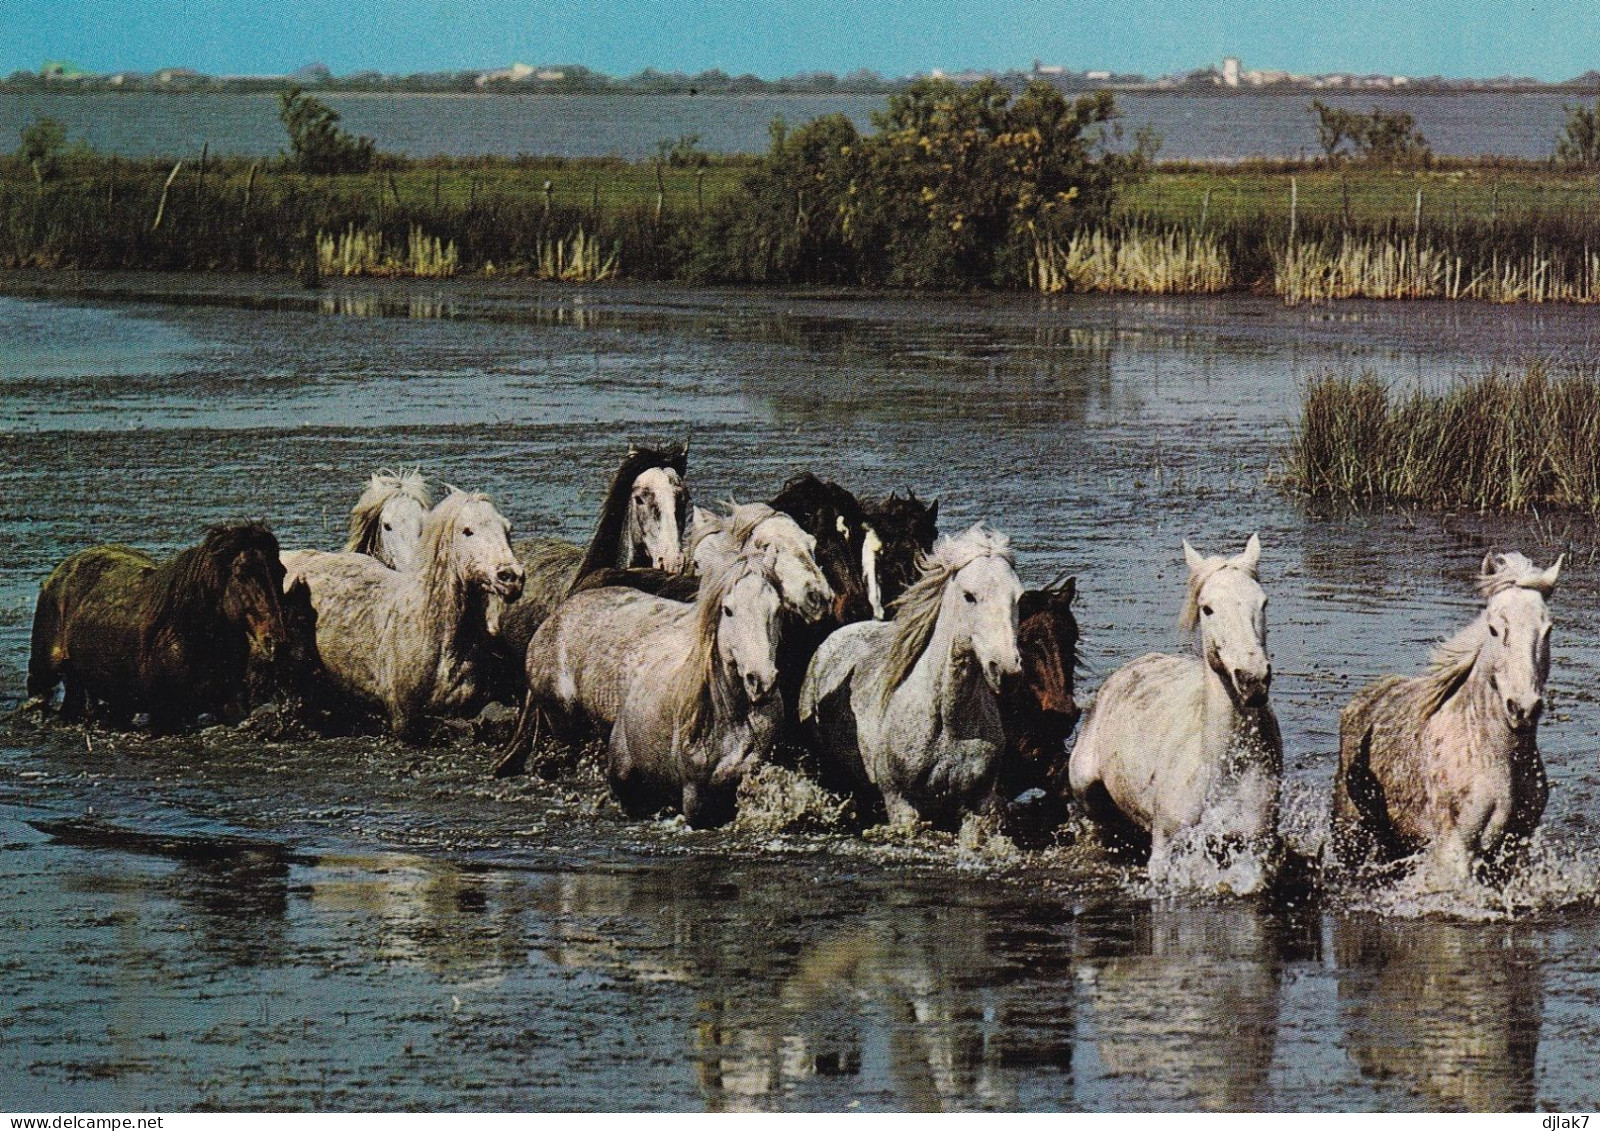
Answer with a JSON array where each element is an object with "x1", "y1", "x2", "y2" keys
[
  {"x1": 492, "y1": 693, "x2": 540, "y2": 778},
  {"x1": 58, "y1": 674, "x2": 90, "y2": 723},
  {"x1": 882, "y1": 790, "x2": 921, "y2": 830}
]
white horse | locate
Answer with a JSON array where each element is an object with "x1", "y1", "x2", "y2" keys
[
  {"x1": 799, "y1": 524, "x2": 1022, "y2": 828},
  {"x1": 515, "y1": 551, "x2": 784, "y2": 826},
  {"x1": 688, "y1": 502, "x2": 832, "y2": 622},
  {"x1": 343, "y1": 468, "x2": 432, "y2": 572},
  {"x1": 282, "y1": 489, "x2": 525, "y2": 739},
  {"x1": 1068, "y1": 534, "x2": 1281, "y2": 894},
  {"x1": 1331, "y1": 551, "x2": 1560, "y2": 887}
]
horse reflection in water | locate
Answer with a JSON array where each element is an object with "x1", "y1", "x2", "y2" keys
[
  {"x1": 1334, "y1": 917, "x2": 1540, "y2": 1111},
  {"x1": 306, "y1": 854, "x2": 526, "y2": 980},
  {"x1": 533, "y1": 867, "x2": 1075, "y2": 1111},
  {"x1": 1075, "y1": 903, "x2": 1289, "y2": 1111}
]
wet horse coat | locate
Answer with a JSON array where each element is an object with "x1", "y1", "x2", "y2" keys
[
  {"x1": 1331, "y1": 551, "x2": 1560, "y2": 886},
  {"x1": 283, "y1": 490, "x2": 525, "y2": 739},
  {"x1": 800, "y1": 524, "x2": 1023, "y2": 828},
  {"x1": 500, "y1": 443, "x2": 690, "y2": 660},
  {"x1": 513, "y1": 553, "x2": 785, "y2": 826},
  {"x1": 1068, "y1": 535, "x2": 1281, "y2": 893},
  {"x1": 26, "y1": 523, "x2": 291, "y2": 733}
]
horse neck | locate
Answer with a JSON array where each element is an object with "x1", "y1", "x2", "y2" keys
[
  {"x1": 901, "y1": 594, "x2": 976, "y2": 718},
  {"x1": 417, "y1": 550, "x2": 480, "y2": 657}
]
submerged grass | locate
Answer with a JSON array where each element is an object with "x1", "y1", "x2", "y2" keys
[{"x1": 1284, "y1": 366, "x2": 1600, "y2": 512}]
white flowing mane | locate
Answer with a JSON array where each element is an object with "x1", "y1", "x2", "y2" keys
[
  {"x1": 668, "y1": 551, "x2": 780, "y2": 742},
  {"x1": 1419, "y1": 552, "x2": 1556, "y2": 714},
  {"x1": 880, "y1": 523, "x2": 1013, "y2": 706},
  {"x1": 1178, "y1": 551, "x2": 1257, "y2": 633},
  {"x1": 344, "y1": 468, "x2": 431, "y2": 555},
  {"x1": 686, "y1": 501, "x2": 778, "y2": 559}
]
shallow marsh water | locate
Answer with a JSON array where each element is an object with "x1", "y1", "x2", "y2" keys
[{"x1": 2, "y1": 274, "x2": 1600, "y2": 1111}]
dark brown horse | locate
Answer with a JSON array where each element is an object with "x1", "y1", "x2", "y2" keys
[
  {"x1": 996, "y1": 573, "x2": 1082, "y2": 829},
  {"x1": 863, "y1": 491, "x2": 939, "y2": 614},
  {"x1": 26, "y1": 523, "x2": 291, "y2": 734}
]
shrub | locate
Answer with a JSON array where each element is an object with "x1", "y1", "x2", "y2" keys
[
  {"x1": 279, "y1": 86, "x2": 376, "y2": 175},
  {"x1": 689, "y1": 79, "x2": 1150, "y2": 287}
]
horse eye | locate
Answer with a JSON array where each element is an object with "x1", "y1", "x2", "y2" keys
[
  {"x1": 723, "y1": 605, "x2": 734, "y2": 618},
  {"x1": 964, "y1": 591, "x2": 977, "y2": 604},
  {"x1": 463, "y1": 527, "x2": 474, "y2": 537},
  {"x1": 1202, "y1": 605, "x2": 1214, "y2": 616},
  {"x1": 382, "y1": 522, "x2": 393, "y2": 531},
  {"x1": 1488, "y1": 624, "x2": 1499, "y2": 637}
]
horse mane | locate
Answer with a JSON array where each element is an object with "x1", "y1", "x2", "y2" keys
[
  {"x1": 685, "y1": 500, "x2": 778, "y2": 560},
  {"x1": 145, "y1": 522, "x2": 280, "y2": 645},
  {"x1": 1178, "y1": 552, "x2": 1257, "y2": 633},
  {"x1": 879, "y1": 524, "x2": 1013, "y2": 708},
  {"x1": 576, "y1": 443, "x2": 688, "y2": 578},
  {"x1": 344, "y1": 468, "x2": 431, "y2": 555},
  {"x1": 667, "y1": 552, "x2": 777, "y2": 744}
]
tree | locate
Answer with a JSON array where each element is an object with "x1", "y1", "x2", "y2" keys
[
  {"x1": 691, "y1": 78, "x2": 1149, "y2": 287},
  {"x1": 278, "y1": 85, "x2": 375, "y2": 174},
  {"x1": 18, "y1": 116, "x2": 66, "y2": 181},
  {"x1": 1557, "y1": 101, "x2": 1600, "y2": 168},
  {"x1": 1308, "y1": 101, "x2": 1429, "y2": 166},
  {"x1": 1310, "y1": 100, "x2": 1363, "y2": 163}
]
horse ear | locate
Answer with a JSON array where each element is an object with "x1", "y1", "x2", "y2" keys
[
  {"x1": 627, "y1": 441, "x2": 639, "y2": 457},
  {"x1": 1537, "y1": 554, "x2": 1564, "y2": 593},
  {"x1": 927, "y1": 498, "x2": 939, "y2": 524},
  {"x1": 1183, "y1": 540, "x2": 1206, "y2": 572},
  {"x1": 1235, "y1": 532, "x2": 1262, "y2": 573},
  {"x1": 1481, "y1": 550, "x2": 1502, "y2": 578},
  {"x1": 1060, "y1": 576, "x2": 1076, "y2": 605}
]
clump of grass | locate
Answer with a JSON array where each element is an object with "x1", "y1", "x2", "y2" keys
[
  {"x1": 316, "y1": 224, "x2": 458, "y2": 277},
  {"x1": 1031, "y1": 226, "x2": 1231, "y2": 294},
  {"x1": 535, "y1": 227, "x2": 618, "y2": 281},
  {"x1": 1284, "y1": 366, "x2": 1600, "y2": 511},
  {"x1": 1274, "y1": 235, "x2": 1600, "y2": 306}
]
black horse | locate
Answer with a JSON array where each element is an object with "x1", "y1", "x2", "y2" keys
[
  {"x1": 863, "y1": 490, "x2": 939, "y2": 613},
  {"x1": 27, "y1": 523, "x2": 291, "y2": 734}
]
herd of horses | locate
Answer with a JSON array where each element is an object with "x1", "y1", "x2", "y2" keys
[{"x1": 22, "y1": 442, "x2": 1563, "y2": 895}]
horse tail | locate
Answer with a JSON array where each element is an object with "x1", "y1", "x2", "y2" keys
[{"x1": 25, "y1": 581, "x2": 63, "y2": 703}]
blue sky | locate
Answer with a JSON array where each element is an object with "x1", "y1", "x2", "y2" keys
[{"x1": 5, "y1": 0, "x2": 1595, "y2": 81}]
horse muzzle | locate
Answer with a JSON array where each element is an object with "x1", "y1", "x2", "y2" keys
[
  {"x1": 492, "y1": 565, "x2": 526, "y2": 604},
  {"x1": 1506, "y1": 694, "x2": 1543, "y2": 731},
  {"x1": 1232, "y1": 667, "x2": 1272, "y2": 709}
]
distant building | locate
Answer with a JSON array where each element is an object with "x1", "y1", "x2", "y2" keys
[
  {"x1": 1221, "y1": 57, "x2": 1241, "y2": 87},
  {"x1": 40, "y1": 60, "x2": 90, "y2": 80}
]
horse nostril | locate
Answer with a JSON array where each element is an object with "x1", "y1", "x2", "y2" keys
[{"x1": 497, "y1": 567, "x2": 522, "y2": 586}]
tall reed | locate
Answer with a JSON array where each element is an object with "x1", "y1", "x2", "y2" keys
[
  {"x1": 1274, "y1": 235, "x2": 1600, "y2": 305},
  {"x1": 316, "y1": 224, "x2": 458, "y2": 277},
  {"x1": 1030, "y1": 226, "x2": 1232, "y2": 294},
  {"x1": 1284, "y1": 366, "x2": 1600, "y2": 512}
]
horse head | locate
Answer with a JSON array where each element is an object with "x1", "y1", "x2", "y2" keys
[
  {"x1": 865, "y1": 491, "x2": 940, "y2": 616},
  {"x1": 1018, "y1": 572, "x2": 1081, "y2": 730},
  {"x1": 936, "y1": 525, "x2": 1023, "y2": 696},
  {"x1": 628, "y1": 465, "x2": 688, "y2": 573},
  {"x1": 217, "y1": 528, "x2": 292, "y2": 666},
  {"x1": 1183, "y1": 533, "x2": 1271, "y2": 709},
  {"x1": 347, "y1": 469, "x2": 431, "y2": 571},
  {"x1": 771, "y1": 472, "x2": 873, "y2": 623},
  {"x1": 714, "y1": 554, "x2": 784, "y2": 708},
  {"x1": 429, "y1": 490, "x2": 525, "y2": 633},
  {"x1": 1477, "y1": 551, "x2": 1561, "y2": 733},
  {"x1": 748, "y1": 512, "x2": 832, "y2": 623}
]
